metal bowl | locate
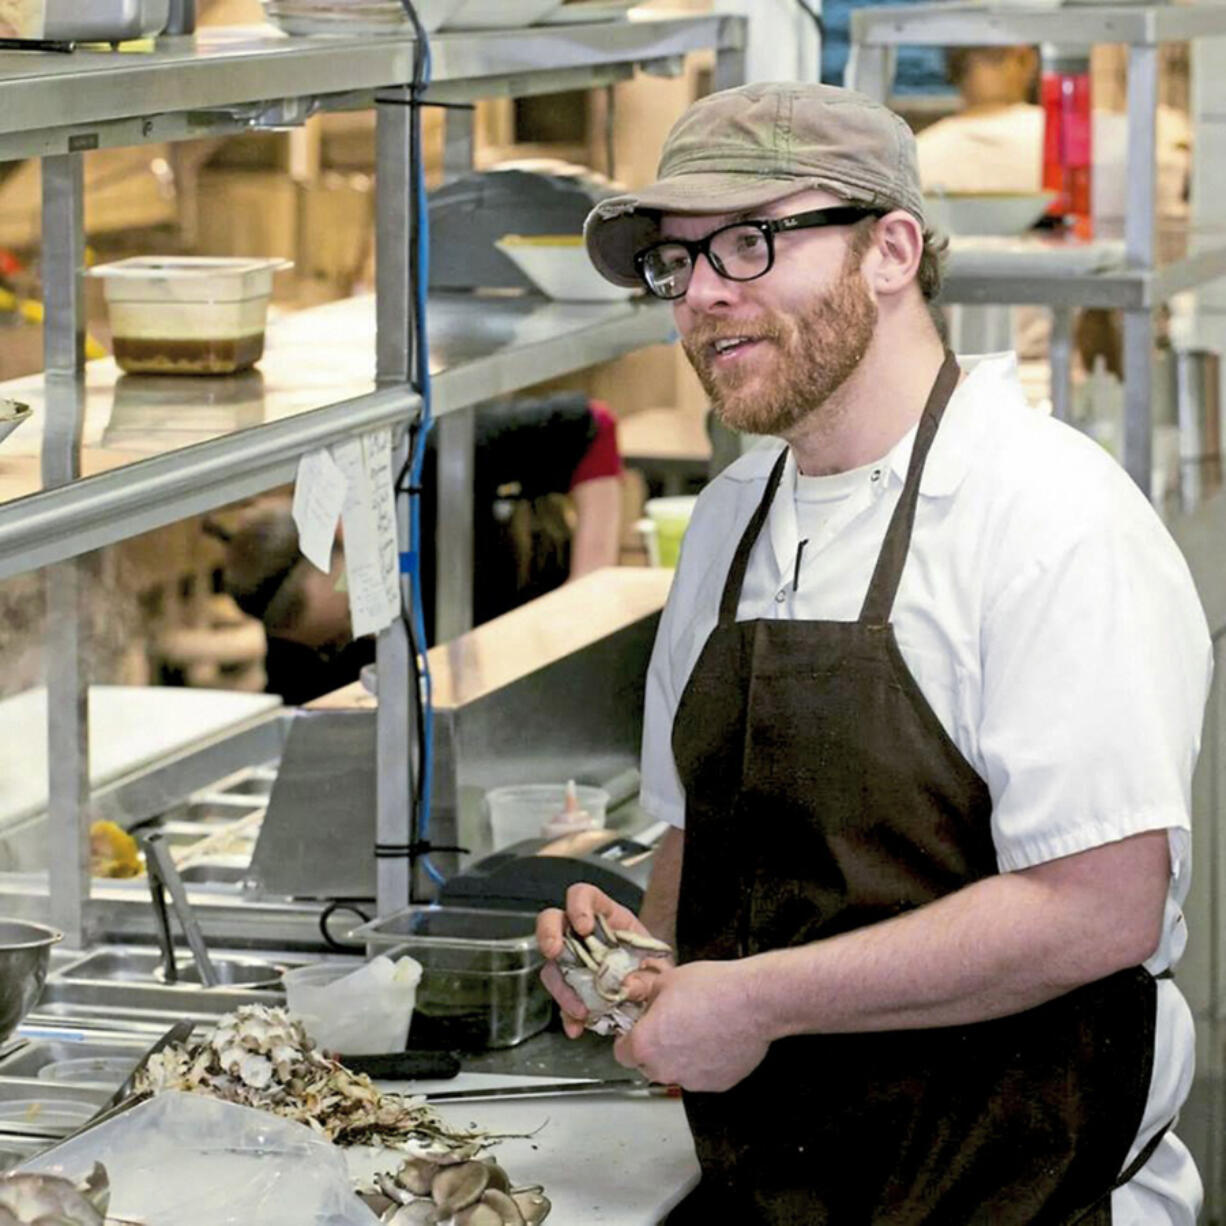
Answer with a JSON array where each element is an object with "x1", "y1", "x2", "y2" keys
[{"x1": 0, "y1": 919, "x2": 63, "y2": 1044}]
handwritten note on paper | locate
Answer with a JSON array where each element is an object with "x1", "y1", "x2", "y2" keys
[
  {"x1": 363, "y1": 428, "x2": 402, "y2": 620},
  {"x1": 334, "y1": 430, "x2": 402, "y2": 639},
  {"x1": 292, "y1": 449, "x2": 348, "y2": 573}
]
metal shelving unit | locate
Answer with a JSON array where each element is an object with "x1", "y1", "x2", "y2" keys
[
  {"x1": 0, "y1": 294, "x2": 674, "y2": 577},
  {"x1": 847, "y1": 1, "x2": 1226, "y2": 490},
  {"x1": 853, "y1": 6, "x2": 1226, "y2": 1216},
  {"x1": 0, "y1": 14, "x2": 746, "y2": 948}
]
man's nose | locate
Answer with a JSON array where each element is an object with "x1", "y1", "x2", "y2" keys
[{"x1": 682, "y1": 251, "x2": 736, "y2": 312}]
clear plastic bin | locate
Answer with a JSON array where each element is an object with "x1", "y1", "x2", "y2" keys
[
  {"x1": 351, "y1": 906, "x2": 550, "y2": 1048},
  {"x1": 89, "y1": 256, "x2": 290, "y2": 376},
  {"x1": 485, "y1": 783, "x2": 609, "y2": 850}
]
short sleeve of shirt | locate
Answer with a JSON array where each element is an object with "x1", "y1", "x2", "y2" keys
[
  {"x1": 980, "y1": 512, "x2": 1211, "y2": 873},
  {"x1": 639, "y1": 572, "x2": 689, "y2": 828}
]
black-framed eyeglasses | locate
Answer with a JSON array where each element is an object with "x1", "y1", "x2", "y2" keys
[{"x1": 633, "y1": 206, "x2": 885, "y2": 301}]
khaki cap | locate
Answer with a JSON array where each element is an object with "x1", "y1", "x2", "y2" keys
[{"x1": 585, "y1": 81, "x2": 926, "y2": 288}]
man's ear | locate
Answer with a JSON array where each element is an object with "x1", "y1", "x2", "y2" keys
[{"x1": 863, "y1": 210, "x2": 924, "y2": 298}]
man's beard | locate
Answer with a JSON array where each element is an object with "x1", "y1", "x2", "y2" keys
[{"x1": 681, "y1": 261, "x2": 878, "y2": 438}]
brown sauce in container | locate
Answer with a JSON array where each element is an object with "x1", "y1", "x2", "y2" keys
[{"x1": 114, "y1": 334, "x2": 265, "y2": 375}]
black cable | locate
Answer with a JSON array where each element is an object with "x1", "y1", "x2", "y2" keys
[
  {"x1": 318, "y1": 899, "x2": 372, "y2": 951},
  {"x1": 794, "y1": 0, "x2": 823, "y2": 43}
]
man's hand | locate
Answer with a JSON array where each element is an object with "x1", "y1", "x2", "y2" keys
[
  {"x1": 612, "y1": 960, "x2": 770, "y2": 1092},
  {"x1": 537, "y1": 883, "x2": 667, "y2": 1039}
]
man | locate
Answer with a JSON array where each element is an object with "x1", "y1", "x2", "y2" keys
[{"x1": 536, "y1": 82, "x2": 1211, "y2": 1225}]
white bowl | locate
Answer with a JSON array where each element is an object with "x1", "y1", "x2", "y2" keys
[
  {"x1": 923, "y1": 191, "x2": 1056, "y2": 237},
  {"x1": 262, "y1": 0, "x2": 463, "y2": 35},
  {"x1": 441, "y1": 0, "x2": 560, "y2": 28},
  {"x1": 0, "y1": 400, "x2": 31, "y2": 447},
  {"x1": 495, "y1": 236, "x2": 636, "y2": 302}
]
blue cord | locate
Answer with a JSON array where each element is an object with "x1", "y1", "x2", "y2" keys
[{"x1": 403, "y1": 30, "x2": 445, "y2": 886}]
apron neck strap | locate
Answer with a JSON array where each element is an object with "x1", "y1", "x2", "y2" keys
[
  {"x1": 859, "y1": 349, "x2": 961, "y2": 626},
  {"x1": 718, "y1": 447, "x2": 789, "y2": 625}
]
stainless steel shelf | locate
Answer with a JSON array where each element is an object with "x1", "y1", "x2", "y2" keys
[
  {"x1": 0, "y1": 292, "x2": 671, "y2": 578},
  {"x1": 0, "y1": 15, "x2": 741, "y2": 160},
  {"x1": 942, "y1": 243, "x2": 1226, "y2": 309},
  {"x1": 0, "y1": 386, "x2": 417, "y2": 581},
  {"x1": 851, "y1": 1, "x2": 1226, "y2": 49},
  {"x1": 430, "y1": 292, "x2": 674, "y2": 414}
]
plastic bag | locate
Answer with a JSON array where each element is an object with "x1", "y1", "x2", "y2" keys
[{"x1": 20, "y1": 1091, "x2": 378, "y2": 1226}]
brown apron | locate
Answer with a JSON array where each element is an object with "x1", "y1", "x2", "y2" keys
[{"x1": 666, "y1": 353, "x2": 1160, "y2": 1225}]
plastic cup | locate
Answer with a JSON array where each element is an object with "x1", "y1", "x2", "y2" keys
[
  {"x1": 282, "y1": 956, "x2": 422, "y2": 1056},
  {"x1": 644, "y1": 496, "x2": 698, "y2": 568},
  {"x1": 484, "y1": 784, "x2": 609, "y2": 851}
]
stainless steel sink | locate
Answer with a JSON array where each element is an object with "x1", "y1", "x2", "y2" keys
[
  {"x1": 56, "y1": 948, "x2": 285, "y2": 989},
  {"x1": 32, "y1": 979, "x2": 281, "y2": 1028},
  {"x1": 178, "y1": 864, "x2": 249, "y2": 886}
]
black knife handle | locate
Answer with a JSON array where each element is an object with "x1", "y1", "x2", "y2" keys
[{"x1": 339, "y1": 1050, "x2": 461, "y2": 1080}]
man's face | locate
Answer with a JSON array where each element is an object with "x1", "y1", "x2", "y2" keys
[{"x1": 664, "y1": 190, "x2": 878, "y2": 438}]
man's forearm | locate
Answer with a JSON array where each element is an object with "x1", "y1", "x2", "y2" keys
[
  {"x1": 639, "y1": 825, "x2": 683, "y2": 948},
  {"x1": 744, "y1": 830, "x2": 1170, "y2": 1039}
]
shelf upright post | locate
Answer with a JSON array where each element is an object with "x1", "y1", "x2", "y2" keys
[
  {"x1": 843, "y1": 9, "x2": 894, "y2": 104},
  {"x1": 1049, "y1": 306, "x2": 1075, "y2": 424},
  {"x1": 374, "y1": 84, "x2": 419, "y2": 915},
  {"x1": 40, "y1": 153, "x2": 90, "y2": 949},
  {"x1": 1122, "y1": 42, "x2": 1160, "y2": 493},
  {"x1": 714, "y1": 15, "x2": 748, "y2": 91},
  {"x1": 434, "y1": 104, "x2": 477, "y2": 645}
]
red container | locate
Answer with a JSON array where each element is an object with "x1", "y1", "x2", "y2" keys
[{"x1": 1041, "y1": 51, "x2": 1094, "y2": 238}]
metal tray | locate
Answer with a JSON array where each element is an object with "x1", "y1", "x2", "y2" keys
[{"x1": 44, "y1": 0, "x2": 170, "y2": 40}]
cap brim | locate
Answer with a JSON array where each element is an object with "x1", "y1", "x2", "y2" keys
[{"x1": 584, "y1": 173, "x2": 841, "y2": 288}]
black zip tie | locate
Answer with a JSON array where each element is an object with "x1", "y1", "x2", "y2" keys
[
  {"x1": 376, "y1": 97, "x2": 476, "y2": 111},
  {"x1": 374, "y1": 841, "x2": 470, "y2": 858}
]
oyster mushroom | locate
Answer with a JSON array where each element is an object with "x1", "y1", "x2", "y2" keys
[
  {"x1": 479, "y1": 1188, "x2": 525, "y2": 1225},
  {"x1": 381, "y1": 1202, "x2": 440, "y2": 1225},
  {"x1": 453, "y1": 1204, "x2": 502, "y2": 1226},
  {"x1": 376, "y1": 1172, "x2": 416, "y2": 1206},
  {"x1": 0, "y1": 1163, "x2": 109, "y2": 1226},
  {"x1": 396, "y1": 1157, "x2": 439, "y2": 1197},
  {"x1": 510, "y1": 1186, "x2": 551, "y2": 1226},
  {"x1": 483, "y1": 1162, "x2": 511, "y2": 1195},
  {"x1": 558, "y1": 913, "x2": 673, "y2": 1036},
  {"x1": 432, "y1": 1161, "x2": 489, "y2": 1215}
]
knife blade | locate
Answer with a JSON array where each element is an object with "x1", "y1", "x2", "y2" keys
[{"x1": 423, "y1": 1077, "x2": 680, "y2": 1103}]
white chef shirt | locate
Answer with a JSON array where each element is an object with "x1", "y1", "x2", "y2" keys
[{"x1": 639, "y1": 352, "x2": 1212, "y2": 1224}]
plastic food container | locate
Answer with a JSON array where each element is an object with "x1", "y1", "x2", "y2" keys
[
  {"x1": 352, "y1": 906, "x2": 550, "y2": 1049},
  {"x1": 0, "y1": 1099, "x2": 96, "y2": 1132},
  {"x1": 89, "y1": 256, "x2": 290, "y2": 376},
  {"x1": 495, "y1": 235, "x2": 636, "y2": 302},
  {"x1": 38, "y1": 1056, "x2": 137, "y2": 1088},
  {"x1": 282, "y1": 955, "x2": 421, "y2": 1055},
  {"x1": 485, "y1": 783, "x2": 609, "y2": 850},
  {"x1": 643, "y1": 495, "x2": 698, "y2": 567}
]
